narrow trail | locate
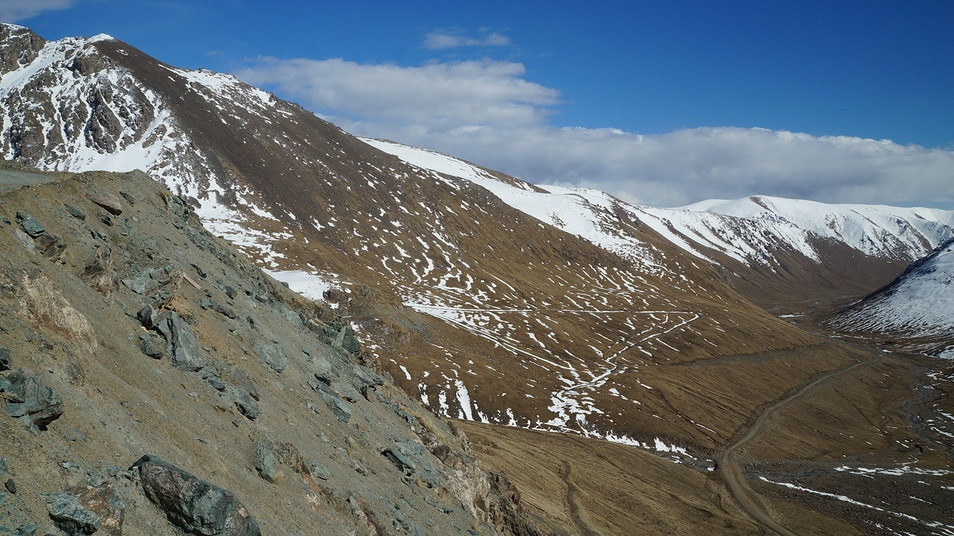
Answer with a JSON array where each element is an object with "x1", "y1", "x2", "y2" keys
[
  {"x1": 560, "y1": 461, "x2": 601, "y2": 536},
  {"x1": 714, "y1": 354, "x2": 879, "y2": 536}
]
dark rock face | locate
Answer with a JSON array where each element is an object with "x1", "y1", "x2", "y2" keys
[
  {"x1": 1, "y1": 368, "x2": 63, "y2": 429},
  {"x1": 0, "y1": 25, "x2": 45, "y2": 74},
  {"x1": 132, "y1": 455, "x2": 260, "y2": 536},
  {"x1": 0, "y1": 347, "x2": 10, "y2": 371}
]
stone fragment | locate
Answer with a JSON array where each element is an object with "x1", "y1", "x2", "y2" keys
[
  {"x1": 381, "y1": 447, "x2": 415, "y2": 476},
  {"x1": 47, "y1": 483, "x2": 124, "y2": 536},
  {"x1": 0, "y1": 347, "x2": 10, "y2": 371},
  {"x1": 86, "y1": 192, "x2": 124, "y2": 215},
  {"x1": 254, "y1": 442, "x2": 279, "y2": 483},
  {"x1": 132, "y1": 455, "x2": 260, "y2": 536},
  {"x1": 139, "y1": 332, "x2": 165, "y2": 359},
  {"x1": 200, "y1": 298, "x2": 238, "y2": 320},
  {"x1": 11, "y1": 228, "x2": 36, "y2": 254},
  {"x1": 253, "y1": 341, "x2": 286, "y2": 373},
  {"x1": 64, "y1": 204, "x2": 87, "y2": 220},
  {"x1": 5, "y1": 478, "x2": 15, "y2": 493},
  {"x1": 155, "y1": 312, "x2": 206, "y2": 371},
  {"x1": 15, "y1": 211, "x2": 44, "y2": 237},
  {"x1": 118, "y1": 191, "x2": 136, "y2": 205},
  {"x1": 233, "y1": 391, "x2": 260, "y2": 421},
  {"x1": 2, "y1": 368, "x2": 63, "y2": 429},
  {"x1": 317, "y1": 390, "x2": 351, "y2": 423},
  {"x1": 48, "y1": 492, "x2": 100, "y2": 535}
]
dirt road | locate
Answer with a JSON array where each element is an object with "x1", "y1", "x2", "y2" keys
[
  {"x1": 715, "y1": 355, "x2": 878, "y2": 535},
  {"x1": 0, "y1": 169, "x2": 59, "y2": 191}
]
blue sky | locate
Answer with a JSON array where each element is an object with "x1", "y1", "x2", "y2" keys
[{"x1": 3, "y1": 0, "x2": 953, "y2": 207}]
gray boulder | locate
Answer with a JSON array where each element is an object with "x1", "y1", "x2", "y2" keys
[
  {"x1": 47, "y1": 483, "x2": 124, "y2": 536},
  {"x1": 156, "y1": 312, "x2": 206, "y2": 371},
  {"x1": 48, "y1": 493, "x2": 100, "y2": 535},
  {"x1": 15, "y1": 211, "x2": 44, "y2": 237},
  {"x1": 253, "y1": 341, "x2": 286, "y2": 373},
  {"x1": 132, "y1": 455, "x2": 260, "y2": 536},
  {"x1": 1, "y1": 368, "x2": 63, "y2": 430}
]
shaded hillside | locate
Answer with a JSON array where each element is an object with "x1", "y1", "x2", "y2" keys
[{"x1": 0, "y1": 166, "x2": 541, "y2": 535}]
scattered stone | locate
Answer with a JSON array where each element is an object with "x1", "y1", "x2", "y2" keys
[
  {"x1": 5, "y1": 478, "x2": 15, "y2": 493},
  {"x1": 253, "y1": 341, "x2": 287, "y2": 373},
  {"x1": 0, "y1": 347, "x2": 10, "y2": 371},
  {"x1": 132, "y1": 455, "x2": 260, "y2": 536},
  {"x1": 139, "y1": 332, "x2": 165, "y2": 359},
  {"x1": 11, "y1": 227, "x2": 37, "y2": 254},
  {"x1": 317, "y1": 390, "x2": 351, "y2": 423},
  {"x1": 254, "y1": 442, "x2": 279, "y2": 483},
  {"x1": 118, "y1": 191, "x2": 135, "y2": 205},
  {"x1": 381, "y1": 447, "x2": 416, "y2": 476},
  {"x1": 307, "y1": 462, "x2": 330, "y2": 481},
  {"x1": 86, "y1": 192, "x2": 124, "y2": 215},
  {"x1": 200, "y1": 298, "x2": 238, "y2": 320},
  {"x1": 47, "y1": 492, "x2": 101, "y2": 535},
  {"x1": 191, "y1": 263, "x2": 206, "y2": 278},
  {"x1": 13, "y1": 523, "x2": 38, "y2": 535},
  {"x1": 47, "y1": 483, "x2": 124, "y2": 536},
  {"x1": 100, "y1": 214, "x2": 113, "y2": 226},
  {"x1": 233, "y1": 391, "x2": 260, "y2": 421},
  {"x1": 222, "y1": 285, "x2": 237, "y2": 300},
  {"x1": 64, "y1": 204, "x2": 87, "y2": 220},
  {"x1": 155, "y1": 312, "x2": 206, "y2": 371},
  {"x1": 15, "y1": 211, "x2": 44, "y2": 237},
  {"x1": 2, "y1": 368, "x2": 63, "y2": 430}
]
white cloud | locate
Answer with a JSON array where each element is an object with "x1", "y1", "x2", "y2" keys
[
  {"x1": 423, "y1": 29, "x2": 511, "y2": 50},
  {"x1": 235, "y1": 57, "x2": 559, "y2": 129},
  {"x1": 235, "y1": 57, "x2": 954, "y2": 209},
  {"x1": 0, "y1": 0, "x2": 77, "y2": 22}
]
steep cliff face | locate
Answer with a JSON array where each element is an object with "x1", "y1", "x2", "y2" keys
[{"x1": 0, "y1": 165, "x2": 543, "y2": 535}]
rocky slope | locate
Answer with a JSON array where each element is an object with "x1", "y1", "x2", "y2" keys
[
  {"x1": 830, "y1": 237, "x2": 954, "y2": 357},
  {"x1": 0, "y1": 165, "x2": 542, "y2": 535}
]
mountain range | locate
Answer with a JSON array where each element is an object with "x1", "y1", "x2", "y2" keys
[{"x1": 2, "y1": 23, "x2": 952, "y2": 535}]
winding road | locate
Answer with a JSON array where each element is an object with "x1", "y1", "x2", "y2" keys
[{"x1": 714, "y1": 354, "x2": 878, "y2": 536}]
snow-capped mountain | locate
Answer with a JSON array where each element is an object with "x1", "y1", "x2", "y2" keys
[
  {"x1": 363, "y1": 138, "x2": 954, "y2": 306},
  {"x1": 683, "y1": 196, "x2": 953, "y2": 263},
  {"x1": 0, "y1": 23, "x2": 939, "y2": 457},
  {"x1": 831, "y1": 238, "x2": 954, "y2": 356}
]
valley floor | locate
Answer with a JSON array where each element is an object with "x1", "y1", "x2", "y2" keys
[{"x1": 458, "y1": 336, "x2": 954, "y2": 536}]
